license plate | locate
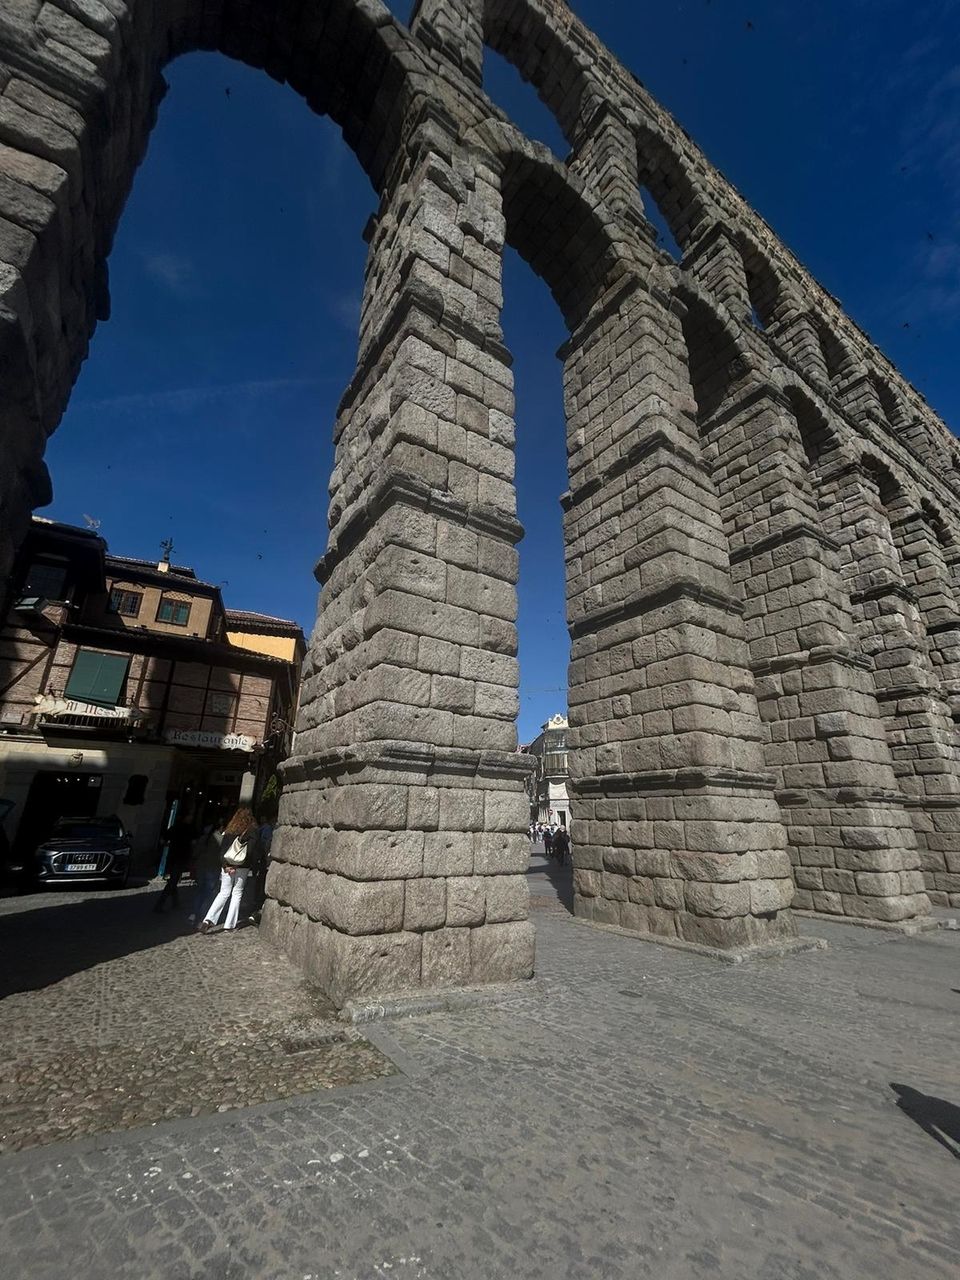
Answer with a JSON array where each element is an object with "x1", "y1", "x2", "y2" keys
[{"x1": 67, "y1": 861, "x2": 97, "y2": 871}]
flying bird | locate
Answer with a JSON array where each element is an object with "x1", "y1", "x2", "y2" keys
[{"x1": 225, "y1": 86, "x2": 231, "y2": 98}]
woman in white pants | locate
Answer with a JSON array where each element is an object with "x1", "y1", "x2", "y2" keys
[{"x1": 199, "y1": 806, "x2": 261, "y2": 934}]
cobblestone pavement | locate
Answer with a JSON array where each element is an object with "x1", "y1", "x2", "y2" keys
[
  {"x1": 0, "y1": 884, "x2": 394, "y2": 1152},
  {"x1": 1, "y1": 860, "x2": 959, "y2": 1279}
]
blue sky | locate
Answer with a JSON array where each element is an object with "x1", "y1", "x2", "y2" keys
[{"x1": 44, "y1": 0, "x2": 960, "y2": 742}]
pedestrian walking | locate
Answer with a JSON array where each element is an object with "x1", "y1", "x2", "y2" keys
[
  {"x1": 242, "y1": 815, "x2": 274, "y2": 923},
  {"x1": 198, "y1": 806, "x2": 262, "y2": 935},
  {"x1": 542, "y1": 826, "x2": 554, "y2": 859},
  {"x1": 152, "y1": 818, "x2": 193, "y2": 914},
  {"x1": 553, "y1": 826, "x2": 570, "y2": 866},
  {"x1": 189, "y1": 820, "x2": 226, "y2": 924}
]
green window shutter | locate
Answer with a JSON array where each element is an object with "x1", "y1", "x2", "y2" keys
[{"x1": 65, "y1": 651, "x2": 130, "y2": 706}]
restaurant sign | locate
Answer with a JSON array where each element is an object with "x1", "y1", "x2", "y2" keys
[
  {"x1": 37, "y1": 696, "x2": 144, "y2": 722},
  {"x1": 163, "y1": 728, "x2": 256, "y2": 752}
]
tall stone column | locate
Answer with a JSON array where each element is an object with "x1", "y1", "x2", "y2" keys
[
  {"x1": 263, "y1": 110, "x2": 535, "y2": 1005},
  {"x1": 888, "y1": 507, "x2": 960, "y2": 713},
  {"x1": 682, "y1": 223, "x2": 751, "y2": 319},
  {"x1": 820, "y1": 457, "x2": 960, "y2": 909},
  {"x1": 700, "y1": 382, "x2": 928, "y2": 924},
  {"x1": 772, "y1": 310, "x2": 831, "y2": 388},
  {"x1": 562, "y1": 282, "x2": 798, "y2": 952},
  {"x1": 567, "y1": 104, "x2": 648, "y2": 234},
  {"x1": 887, "y1": 505, "x2": 960, "y2": 906}
]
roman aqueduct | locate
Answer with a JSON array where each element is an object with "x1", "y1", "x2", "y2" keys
[{"x1": 2, "y1": 0, "x2": 958, "y2": 1004}]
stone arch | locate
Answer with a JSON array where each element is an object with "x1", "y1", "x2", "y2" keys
[
  {"x1": 860, "y1": 452, "x2": 906, "y2": 512},
  {"x1": 739, "y1": 238, "x2": 785, "y2": 330},
  {"x1": 921, "y1": 498, "x2": 953, "y2": 550},
  {"x1": 481, "y1": 0, "x2": 595, "y2": 147},
  {"x1": 869, "y1": 370, "x2": 909, "y2": 431},
  {"x1": 461, "y1": 118, "x2": 628, "y2": 330},
  {"x1": 634, "y1": 123, "x2": 707, "y2": 255},
  {"x1": 676, "y1": 285, "x2": 749, "y2": 424},
  {"x1": 813, "y1": 320, "x2": 857, "y2": 384},
  {"x1": 0, "y1": 0, "x2": 424, "y2": 564},
  {"x1": 782, "y1": 385, "x2": 839, "y2": 469}
]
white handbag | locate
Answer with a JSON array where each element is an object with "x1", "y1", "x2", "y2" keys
[{"x1": 222, "y1": 836, "x2": 247, "y2": 867}]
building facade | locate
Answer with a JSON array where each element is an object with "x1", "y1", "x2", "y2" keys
[
  {"x1": 0, "y1": 518, "x2": 305, "y2": 868},
  {"x1": 524, "y1": 714, "x2": 571, "y2": 830}
]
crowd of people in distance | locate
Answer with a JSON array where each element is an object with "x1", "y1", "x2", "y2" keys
[
  {"x1": 529, "y1": 821, "x2": 571, "y2": 865},
  {"x1": 152, "y1": 804, "x2": 273, "y2": 935}
]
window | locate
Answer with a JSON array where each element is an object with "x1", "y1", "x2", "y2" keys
[
  {"x1": 64, "y1": 650, "x2": 130, "y2": 707},
  {"x1": 109, "y1": 587, "x2": 143, "y2": 617},
  {"x1": 24, "y1": 561, "x2": 68, "y2": 601},
  {"x1": 157, "y1": 597, "x2": 191, "y2": 626}
]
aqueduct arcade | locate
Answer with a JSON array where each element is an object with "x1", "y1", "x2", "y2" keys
[{"x1": 1, "y1": 0, "x2": 958, "y2": 1005}]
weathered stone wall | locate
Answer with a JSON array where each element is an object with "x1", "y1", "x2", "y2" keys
[{"x1": 2, "y1": 1, "x2": 959, "y2": 1003}]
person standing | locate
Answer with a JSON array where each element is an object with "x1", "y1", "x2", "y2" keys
[
  {"x1": 553, "y1": 825, "x2": 570, "y2": 867},
  {"x1": 189, "y1": 819, "x2": 226, "y2": 925},
  {"x1": 152, "y1": 818, "x2": 193, "y2": 914},
  {"x1": 199, "y1": 807, "x2": 261, "y2": 935}
]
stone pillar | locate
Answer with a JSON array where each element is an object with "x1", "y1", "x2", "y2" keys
[
  {"x1": 682, "y1": 223, "x2": 752, "y2": 319},
  {"x1": 561, "y1": 282, "x2": 797, "y2": 952},
  {"x1": 700, "y1": 382, "x2": 928, "y2": 924},
  {"x1": 774, "y1": 310, "x2": 830, "y2": 387},
  {"x1": 820, "y1": 457, "x2": 960, "y2": 910},
  {"x1": 263, "y1": 111, "x2": 535, "y2": 1005},
  {"x1": 889, "y1": 508, "x2": 960, "y2": 702},
  {"x1": 411, "y1": 0, "x2": 484, "y2": 86},
  {"x1": 567, "y1": 104, "x2": 648, "y2": 236}
]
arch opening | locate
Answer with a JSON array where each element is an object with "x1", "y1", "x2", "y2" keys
[
  {"x1": 482, "y1": 2, "x2": 591, "y2": 149},
  {"x1": 784, "y1": 387, "x2": 836, "y2": 469},
  {"x1": 742, "y1": 246, "x2": 781, "y2": 331},
  {"x1": 482, "y1": 46, "x2": 568, "y2": 158},
  {"x1": 635, "y1": 129, "x2": 703, "y2": 257}
]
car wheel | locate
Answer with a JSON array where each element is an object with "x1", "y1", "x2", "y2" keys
[{"x1": 112, "y1": 866, "x2": 130, "y2": 890}]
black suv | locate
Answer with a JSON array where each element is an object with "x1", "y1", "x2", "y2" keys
[{"x1": 33, "y1": 816, "x2": 132, "y2": 888}]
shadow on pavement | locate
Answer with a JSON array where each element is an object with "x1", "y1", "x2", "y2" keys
[
  {"x1": 891, "y1": 1083, "x2": 960, "y2": 1159},
  {"x1": 526, "y1": 851, "x2": 575, "y2": 915},
  {"x1": 0, "y1": 887, "x2": 195, "y2": 999}
]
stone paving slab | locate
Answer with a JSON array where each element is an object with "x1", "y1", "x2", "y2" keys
[
  {"x1": 0, "y1": 886, "x2": 394, "y2": 1153},
  {"x1": 1, "y1": 867, "x2": 959, "y2": 1278}
]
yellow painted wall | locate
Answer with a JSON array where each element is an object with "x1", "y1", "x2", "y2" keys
[{"x1": 226, "y1": 630, "x2": 298, "y2": 662}]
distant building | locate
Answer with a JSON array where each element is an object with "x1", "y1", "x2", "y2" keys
[
  {"x1": 0, "y1": 518, "x2": 305, "y2": 866},
  {"x1": 524, "y1": 713, "x2": 571, "y2": 829}
]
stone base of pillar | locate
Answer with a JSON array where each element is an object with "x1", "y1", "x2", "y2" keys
[
  {"x1": 568, "y1": 913, "x2": 826, "y2": 963},
  {"x1": 571, "y1": 770, "x2": 799, "y2": 952},
  {"x1": 780, "y1": 789, "x2": 931, "y2": 923},
  {"x1": 263, "y1": 744, "x2": 536, "y2": 1008},
  {"x1": 912, "y1": 799, "x2": 960, "y2": 909},
  {"x1": 791, "y1": 909, "x2": 939, "y2": 936}
]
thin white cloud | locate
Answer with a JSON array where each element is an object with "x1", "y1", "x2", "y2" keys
[
  {"x1": 327, "y1": 289, "x2": 362, "y2": 331},
  {"x1": 75, "y1": 377, "x2": 335, "y2": 415},
  {"x1": 142, "y1": 251, "x2": 198, "y2": 298}
]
